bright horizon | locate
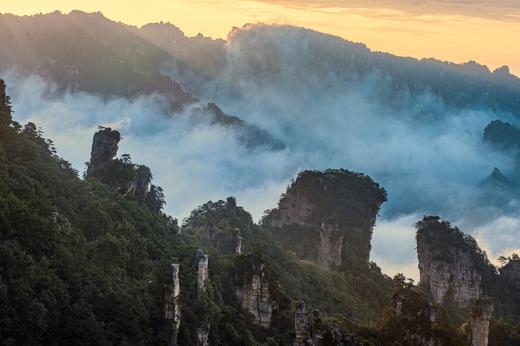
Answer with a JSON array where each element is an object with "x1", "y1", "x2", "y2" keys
[{"x1": 2, "y1": 0, "x2": 520, "y2": 76}]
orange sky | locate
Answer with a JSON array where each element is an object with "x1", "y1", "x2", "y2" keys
[{"x1": 3, "y1": 0, "x2": 520, "y2": 75}]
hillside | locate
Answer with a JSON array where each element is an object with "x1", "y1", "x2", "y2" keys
[
  {"x1": 3, "y1": 76, "x2": 520, "y2": 344},
  {"x1": 0, "y1": 11, "x2": 284, "y2": 150},
  {"x1": 0, "y1": 79, "x2": 391, "y2": 345}
]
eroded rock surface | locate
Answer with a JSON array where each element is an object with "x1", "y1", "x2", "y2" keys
[
  {"x1": 417, "y1": 216, "x2": 492, "y2": 308},
  {"x1": 469, "y1": 300, "x2": 493, "y2": 346},
  {"x1": 87, "y1": 127, "x2": 121, "y2": 178},
  {"x1": 500, "y1": 258, "x2": 520, "y2": 290},
  {"x1": 197, "y1": 249, "x2": 209, "y2": 294},
  {"x1": 235, "y1": 255, "x2": 277, "y2": 328},
  {"x1": 86, "y1": 127, "x2": 166, "y2": 212},
  {"x1": 164, "y1": 264, "x2": 181, "y2": 346},
  {"x1": 294, "y1": 301, "x2": 313, "y2": 346},
  {"x1": 263, "y1": 169, "x2": 386, "y2": 270},
  {"x1": 195, "y1": 250, "x2": 210, "y2": 345},
  {"x1": 390, "y1": 287, "x2": 446, "y2": 346}
]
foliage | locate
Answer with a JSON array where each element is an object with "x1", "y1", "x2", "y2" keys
[{"x1": 416, "y1": 216, "x2": 519, "y2": 320}]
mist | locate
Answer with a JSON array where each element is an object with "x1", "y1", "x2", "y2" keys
[
  {"x1": 165, "y1": 24, "x2": 520, "y2": 278},
  {"x1": 4, "y1": 25, "x2": 520, "y2": 281}
]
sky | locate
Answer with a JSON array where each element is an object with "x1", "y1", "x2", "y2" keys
[{"x1": 2, "y1": 0, "x2": 520, "y2": 75}]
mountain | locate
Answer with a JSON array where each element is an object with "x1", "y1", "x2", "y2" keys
[
  {"x1": 484, "y1": 120, "x2": 520, "y2": 153},
  {"x1": 0, "y1": 11, "x2": 284, "y2": 150},
  {"x1": 0, "y1": 78, "x2": 391, "y2": 345},
  {"x1": 165, "y1": 24, "x2": 520, "y2": 117},
  {"x1": 4, "y1": 77, "x2": 520, "y2": 344},
  {"x1": 3, "y1": 10, "x2": 520, "y2": 346}
]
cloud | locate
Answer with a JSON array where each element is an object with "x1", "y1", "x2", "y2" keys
[
  {"x1": 4, "y1": 24, "x2": 519, "y2": 279},
  {"x1": 165, "y1": 24, "x2": 520, "y2": 277},
  {"x1": 372, "y1": 214, "x2": 421, "y2": 280},
  {"x1": 3, "y1": 71, "x2": 296, "y2": 220},
  {"x1": 248, "y1": 0, "x2": 520, "y2": 21}
]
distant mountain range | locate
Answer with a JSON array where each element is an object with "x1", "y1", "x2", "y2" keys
[
  {"x1": 0, "y1": 10, "x2": 284, "y2": 150},
  {"x1": 2, "y1": 10, "x2": 520, "y2": 220}
]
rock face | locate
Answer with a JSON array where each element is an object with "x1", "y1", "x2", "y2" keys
[
  {"x1": 196, "y1": 250, "x2": 210, "y2": 346},
  {"x1": 483, "y1": 120, "x2": 520, "y2": 153},
  {"x1": 86, "y1": 128, "x2": 165, "y2": 211},
  {"x1": 416, "y1": 216, "x2": 492, "y2": 308},
  {"x1": 234, "y1": 234, "x2": 242, "y2": 254},
  {"x1": 197, "y1": 249, "x2": 209, "y2": 294},
  {"x1": 196, "y1": 325, "x2": 210, "y2": 346},
  {"x1": 390, "y1": 287, "x2": 445, "y2": 346},
  {"x1": 86, "y1": 127, "x2": 121, "y2": 178},
  {"x1": 235, "y1": 255, "x2": 277, "y2": 328},
  {"x1": 294, "y1": 302, "x2": 313, "y2": 346},
  {"x1": 164, "y1": 264, "x2": 181, "y2": 346},
  {"x1": 469, "y1": 300, "x2": 493, "y2": 346},
  {"x1": 500, "y1": 258, "x2": 520, "y2": 290},
  {"x1": 262, "y1": 169, "x2": 386, "y2": 270},
  {"x1": 0, "y1": 79, "x2": 11, "y2": 122}
]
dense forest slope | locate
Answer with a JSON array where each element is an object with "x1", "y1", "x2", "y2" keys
[
  {"x1": 0, "y1": 79, "x2": 391, "y2": 345},
  {"x1": 0, "y1": 23, "x2": 520, "y2": 345}
]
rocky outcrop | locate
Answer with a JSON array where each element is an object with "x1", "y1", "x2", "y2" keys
[
  {"x1": 416, "y1": 216, "x2": 496, "y2": 308},
  {"x1": 389, "y1": 287, "x2": 447, "y2": 346},
  {"x1": 197, "y1": 249, "x2": 209, "y2": 294},
  {"x1": 235, "y1": 255, "x2": 277, "y2": 328},
  {"x1": 86, "y1": 127, "x2": 165, "y2": 211},
  {"x1": 195, "y1": 250, "x2": 210, "y2": 345},
  {"x1": 262, "y1": 169, "x2": 386, "y2": 270},
  {"x1": 234, "y1": 233, "x2": 242, "y2": 254},
  {"x1": 86, "y1": 127, "x2": 121, "y2": 178},
  {"x1": 468, "y1": 300, "x2": 493, "y2": 346},
  {"x1": 196, "y1": 325, "x2": 210, "y2": 346},
  {"x1": 500, "y1": 257, "x2": 520, "y2": 290},
  {"x1": 317, "y1": 223, "x2": 344, "y2": 269},
  {"x1": 294, "y1": 302, "x2": 314, "y2": 346},
  {"x1": 483, "y1": 120, "x2": 520, "y2": 153},
  {"x1": 164, "y1": 264, "x2": 181, "y2": 346},
  {"x1": 0, "y1": 79, "x2": 11, "y2": 124}
]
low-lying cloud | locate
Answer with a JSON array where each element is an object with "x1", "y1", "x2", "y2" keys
[
  {"x1": 166, "y1": 24, "x2": 520, "y2": 278},
  {"x1": 5, "y1": 24, "x2": 520, "y2": 280}
]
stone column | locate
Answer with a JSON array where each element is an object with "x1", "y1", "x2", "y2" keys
[
  {"x1": 197, "y1": 249, "x2": 209, "y2": 294},
  {"x1": 294, "y1": 301, "x2": 314, "y2": 346},
  {"x1": 164, "y1": 264, "x2": 181, "y2": 346},
  {"x1": 235, "y1": 234, "x2": 242, "y2": 254},
  {"x1": 469, "y1": 300, "x2": 493, "y2": 346},
  {"x1": 196, "y1": 250, "x2": 210, "y2": 345}
]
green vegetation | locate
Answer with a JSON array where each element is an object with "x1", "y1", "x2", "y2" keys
[
  {"x1": 263, "y1": 169, "x2": 387, "y2": 271},
  {"x1": 2, "y1": 79, "x2": 520, "y2": 345},
  {"x1": 416, "y1": 216, "x2": 519, "y2": 320}
]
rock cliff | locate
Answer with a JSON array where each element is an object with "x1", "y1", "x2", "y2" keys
[
  {"x1": 388, "y1": 287, "x2": 450, "y2": 346},
  {"x1": 234, "y1": 255, "x2": 278, "y2": 328},
  {"x1": 294, "y1": 302, "x2": 313, "y2": 346},
  {"x1": 416, "y1": 216, "x2": 494, "y2": 308},
  {"x1": 86, "y1": 127, "x2": 121, "y2": 178},
  {"x1": 197, "y1": 249, "x2": 209, "y2": 294},
  {"x1": 483, "y1": 120, "x2": 520, "y2": 153},
  {"x1": 0, "y1": 79, "x2": 11, "y2": 124},
  {"x1": 86, "y1": 127, "x2": 165, "y2": 211},
  {"x1": 500, "y1": 257, "x2": 520, "y2": 290},
  {"x1": 468, "y1": 300, "x2": 493, "y2": 346},
  {"x1": 196, "y1": 250, "x2": 210, "y2": 345},
  {"x1": 164, "y1": 264, "x2": 181, "y2": 346},
  {"x1": 262, "y1": 169, "x2": 386, "y2": 270}
]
